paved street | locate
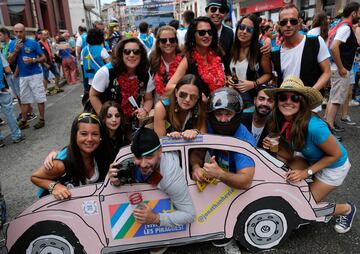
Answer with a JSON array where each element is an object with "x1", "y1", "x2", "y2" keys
[{"x1": 0, "y1": 82, "x2": 359, "y2": 253}]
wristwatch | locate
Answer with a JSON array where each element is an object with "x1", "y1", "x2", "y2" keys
[
  {"x1": 48, "y1": 181, "x2": 58, "y2": 194},
  {"x1": 32, "y1": 57, "x2": 37, "y2": 63},
  {"x1": 307, "y1": 168, "x2": 313, "y2": 177}
]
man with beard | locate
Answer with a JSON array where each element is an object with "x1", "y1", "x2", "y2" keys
[
  {"x1": 190, "y1": 87, "x2": 255, "y2": 247},
  {"x1": 271, "y1": 4, "x2": 330, "y2": 112},
  {"x1": 325, "y1": 2, "x2": 360, "y2": 132},
  {"x1": 241, "y1": 86, "x2": 275, "y2": 147},
  {"x1": 205, "y1": 0, "x2": 234, "y2": 75},
  {"x1": 108, "y1": 126, "x2": 195, "y2": 228}
]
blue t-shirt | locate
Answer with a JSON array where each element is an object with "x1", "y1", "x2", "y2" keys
[
  {"x1": 207, "y1": 122, "x2": 256, "y2": 172},
  {"x1": 300, "y1": 115, "x2": 348, "y2": 168},
  {"x1": 9, "y1": 38, "x2": 43, "y2": 77}
]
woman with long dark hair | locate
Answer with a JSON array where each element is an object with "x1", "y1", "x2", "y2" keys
[
  {"x1": 149, "y1": 25, "x2": 183, "y2": 98},
  {"x1": 263, "y1": 76, "x2": 355, "y2": 234},
  {"x1": 99, "y1": 101, "x2": 129, "y2": 160},
  {"x1": 229, "y1": 14, "x2": 272, "y2": 108},
  {"x1": 154, "y1": 74, "x2": 206, "y2": 139},
  {"x1": 32, "y1": 113, "x2": 111, "y2": 200},
  {"x1": 308, "y1": 11, "x2": 329, "y2": 41},
  {"x1": 167, "y1": 16, "x2": 225, "y2": 97},
  {"x1": 90, "y1": 37, "x2": 154, "y2": 139}
]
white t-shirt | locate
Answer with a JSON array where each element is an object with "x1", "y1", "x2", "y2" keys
[
  {"x1": 251, "y1": 123, "x2": 264, "y2": 145},
  {"x1": 91, "y1": 65, "x2": 155, "y2": 94},
  {"x1": 330, "y1": 25, "x2": 351, "y2": 71},
  {"x1": 230, "y1": 58, "x2": 248, "y2": 81},
  {"x1": 281, "y1": 35, "x2": 330, "y2": 78},
  {"x1": 1, "y1": 54, "x2": 9, "y2": 67},
  {"x1": 307, "y1": 27, "x2": 321, "y2": 36},
  {"x1": 177, "y1": 28, "x2": 187, "y2": 48}
]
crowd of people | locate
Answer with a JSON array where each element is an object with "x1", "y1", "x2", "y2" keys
[{"x1": 1, "y1": 0, "x2": 360, "y2": 252}]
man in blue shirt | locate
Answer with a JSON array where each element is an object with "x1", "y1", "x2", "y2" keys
[
  {"x1": 190, "y1": 87, "x2": 256, "y2": 248},
  {"x1": 8, "y1": 23, "x2": 46, "y2": 130}
]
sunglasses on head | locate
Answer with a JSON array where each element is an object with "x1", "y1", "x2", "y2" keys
[
  {"x1": 278, "y1": 93, "x2": 301, "y2": 103},
  {"x1": 78, "y1": 112, "x2": 100, "y2": 124},
  {"x1": 279, "y1": 18, "x2": 299, "y2": 27},
  {"x1": 178, "y1": 91, "x2": 199, "y2": 102},
  {"x1": 209, "y1": 6, "x2": 227, "y2": 14},
  {"x1": 159, "y1": 37, "x2": 177, "y2": 44},
  {"x1": 196, "y1": 29, "x2": 214, "y2": 37},
  {"x1": 238, "y1": 24, "x2": 254, "y2": 33},
  {"x1": 123, "y1": 48, "x2": 141, "y2": 55}
]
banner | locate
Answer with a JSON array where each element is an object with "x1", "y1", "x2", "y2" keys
[{"x1": 125, "y1": 0, "x2": 144, "y2": 7}]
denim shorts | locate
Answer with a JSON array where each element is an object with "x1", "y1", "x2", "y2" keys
[{"x1": 42, "y1": 63, "x2": 60, "y2": 80}]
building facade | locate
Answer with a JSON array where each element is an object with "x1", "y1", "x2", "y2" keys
[{"x1": 0, "y1": 0, "x2": 101, "y2": 36}]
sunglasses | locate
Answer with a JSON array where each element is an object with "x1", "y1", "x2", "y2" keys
[
  {"x1": 178, "y1": 91, "x2": 199, "y2": 102},
  {"x1": 238, "y1": 24, "x2": 254, "y2": 33},
  {"x1": 209, "y1": 6, "x2": 227, "y2": 14},
  {"x1": 159, "y1": 37, "x2": 177, "y2": 44},
  {"x1": 196, "y1": 29, "x2": 214, "y2": 37},
  {"x1": 123, "y1": 48, "x2": 141, "y2": 55},
  {"x1": 279, "y1": 18, "x2": 299, "y2": 27},
  {"x1": 78, "y1": 112, "x2": 100, "y2": 124},
  {"x1": 278, "y1": 93, "x2": 301, "y2": 103}
]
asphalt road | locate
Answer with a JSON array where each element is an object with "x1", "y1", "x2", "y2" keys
[{"x1": 0, "y1": 82, "x2": 359, "y2": 254}]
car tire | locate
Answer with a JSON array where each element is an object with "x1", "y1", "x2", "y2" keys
[
  {"x1": 9, "y1": 220, "x2": 85, "y2": 254},
  {"x1": 233, "y1": 197, "x2": 299, "y2": 252}
]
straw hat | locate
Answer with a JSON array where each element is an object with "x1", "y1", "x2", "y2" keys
[{"x1": 264, "y1": 76, "x2": 323, "y2": 108}]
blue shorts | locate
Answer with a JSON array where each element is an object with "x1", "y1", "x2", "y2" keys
[{"x1": 42, "y1": 63, "x2": 60, "y2": 80}]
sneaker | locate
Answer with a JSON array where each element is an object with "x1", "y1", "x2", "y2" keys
[
  {"x1": 212, "y1": 237, "x2": 233, "y2": 247},
  {"x1": 0, "y1": 118, "x2": 5, "y2": 126},
  {"x1": 340, "y1": 116, "x2": 356, "y2": 126},
  {"x1": 18, "y1": 120, "x2": 29, "y2": 130},
  {"x1": 13, "y1": 135, "x2": 25, "y2": 143},
  {"x1": 27, "y1": 112, "x2": 37, "y2": 122},
  {"x1": 334, "y1": 202, "x2": 357, "y2": 233},
  {"x1": 349, "y1": 99, "x2": 360, "y2": 107},
  {"x1": 0, "y1": 140, "x2": 4, "y2": 148},
  {"x1": 149, "y1": 247, "x2": 168, "y2": 254},
  {"x1": 50, "y1": 87, "x2": 64, "y2": 95},
  {"x1": 34, "y1": 119, "x2": 45, "y2": 129},
  {"x1": 333, "y1": 123, "x2": 345, "y2": 132}
]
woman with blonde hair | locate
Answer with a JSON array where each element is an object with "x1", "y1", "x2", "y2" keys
[{"x1": 149, "y1": 25, "x2": 183, "y2": 98}]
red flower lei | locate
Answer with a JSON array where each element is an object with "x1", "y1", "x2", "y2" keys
[
  {"x1": 192, "y1": 49, "x2": 225, "y2": 92},
  {"x1": 117, "y1": 73, "x2": 139, "y2": 117},
  {"x1": 154, "y1": 54, "x2": 183, "y2": 96}
]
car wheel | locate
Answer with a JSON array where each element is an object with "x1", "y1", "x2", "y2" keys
[
  {"x1": 233, "y1": 197, "x2": 299, "y2": 252},
  {"x1": 9, "y1": 221, "x2": 85, "y2": 254}
]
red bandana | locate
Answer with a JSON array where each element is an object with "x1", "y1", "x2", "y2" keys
[
  {"x1": 280, "y1": 120, "x2": 292, "y2": 141},
  {"x1": 154, "y1": 54, "x2": 183, "y2": 96},
  {"x1": 192, "y1": 49, "x2": 225, "y2": 93},
  {"x1": 117, "y1": 74, "x2": 139, "y2": 117}
]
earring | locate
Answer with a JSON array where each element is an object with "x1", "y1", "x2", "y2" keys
[
  {"x1": 193, "y1": 105, "x2": 199, "y2": 118},
  {"x1": 175, "y1": 101, "x2": 179, "y2": 113}
]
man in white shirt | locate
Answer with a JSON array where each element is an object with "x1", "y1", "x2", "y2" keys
[
  {"x1": 325, "y1": 2, "x2": 360, "y2": 131},
  {"x1": 271, "y1": 4, "x2": 331, "y2": 110}
]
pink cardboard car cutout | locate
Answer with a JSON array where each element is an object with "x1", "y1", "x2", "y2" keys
[{"x1": 4, "y1": 134, "x2": 335, "y2": 253}]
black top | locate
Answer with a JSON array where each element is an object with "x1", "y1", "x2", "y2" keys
[{"x1": 219, "y1": 25, "x2": 234, "y2": 75}]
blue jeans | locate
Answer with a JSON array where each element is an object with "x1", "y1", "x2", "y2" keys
[{"x1": 0, "y1": 91, "x2": 22, "y2": 141}]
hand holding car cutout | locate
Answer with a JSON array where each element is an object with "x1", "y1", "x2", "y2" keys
[
  {"x1": 133, "y1": 204, "x2": 160, "y2": 225},
  {"x1": 286, "y1": 169, "x2": 308, "y2": 182},
  {"x1": 51, "y1": 183, "x2": 71, "y2": 200}
]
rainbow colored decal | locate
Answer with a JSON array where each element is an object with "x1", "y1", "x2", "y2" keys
[{"x1": 109, "y1": 198, "x2": 186, "y2": 239}]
